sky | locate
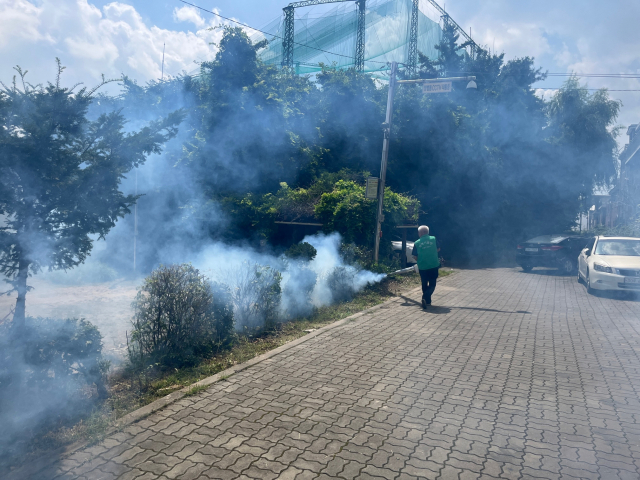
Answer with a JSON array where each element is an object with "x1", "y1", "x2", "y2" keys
[{"x1": 1, "y1": 0, "x2": 639, "y2": 147}]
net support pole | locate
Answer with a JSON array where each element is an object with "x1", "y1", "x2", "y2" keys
[
  {"x1": 407, "y1": 0, "x2": 419, "y2": 76},
  {"x1": 355, "y1": 0, "x2": 366, "y2": 71},
  {"x1": 374, "y1": 61, "x2": 397, "y2": 263},
  {"x1": 282, "y1": 6, "x2": 295, "y2": 69}
]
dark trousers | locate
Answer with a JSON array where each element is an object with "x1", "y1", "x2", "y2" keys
[{"x1": 419, "y1": 267, "x2": 439, "y2": 304}]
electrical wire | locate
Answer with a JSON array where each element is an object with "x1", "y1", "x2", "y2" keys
[
  {"x1": 447, "y1": 71, "x2": 640, "y2": 79},
  {"x1": 536, "y1": 88, "x2": 640, "y2": 92},
  {"x1": 177, "y1": 0, "x2": 385, "y2": 64}
]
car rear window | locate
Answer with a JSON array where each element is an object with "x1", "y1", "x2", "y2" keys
[
  {"x1": 526, "y1": 235, "x2": 566, "y2": 244},
  {"x1": 595, "y1": 239, "x2": 640, "y2": 256}
]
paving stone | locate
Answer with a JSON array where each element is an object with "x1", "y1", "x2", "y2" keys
[{"x1": 15, "y1": 269, "x2": 640, "y2": 480}]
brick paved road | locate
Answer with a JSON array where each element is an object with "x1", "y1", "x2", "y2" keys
[{"x1": 28, "y1": 268, "x2": 640, "y2": 479}]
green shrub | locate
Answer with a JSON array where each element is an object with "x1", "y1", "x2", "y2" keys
[
  {"x1": 593, "y1": 214, "x2": 640, "y2": 238},
  {"x1": 327, "y1": 266, "x2": 357, "y2": 302},
  {"x1": 232, "y1": 263, "x2": 282, "y2": 331},
  {"x1": 128, "y1": 264, "x2": 234, "y2": 368},
  {"x1": 281, "y1": 264, "x2": 317, "y2": 319},
  {"x1": 314, "y1": 180, "x2": 420, "y2": 246},
  {"x1": 0, "y1": 317, "x2": 107, "y2": 453},
  {"x1": 284, "y1": 242, "x2": 317, "y2": 261}
]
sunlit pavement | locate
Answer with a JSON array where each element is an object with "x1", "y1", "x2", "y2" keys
[{"x1": 18, "y1": 268, "x2": 640, "y2": 479}]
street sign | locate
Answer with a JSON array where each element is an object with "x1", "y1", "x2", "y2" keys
[
  {"x1": 422, "y1": 81, "x2": 452, "y2": 94},
  {"x1": 365, "y1": 177, "x2": 379, "y2": 199}
]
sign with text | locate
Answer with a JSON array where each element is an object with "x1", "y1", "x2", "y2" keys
[
  {"x1": 365, "y1": 177, "x2": 379, "y2": 199},
  {"x1": 422, "y1": 81, "x2": 452, "y2": 94}
]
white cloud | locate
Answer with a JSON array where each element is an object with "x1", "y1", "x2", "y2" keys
[
  {"x1": 442, "y1": 0, "x2": 640, "y2": 147},
  {"x1": 0, "y1": 0, "x2": 52, "y2": 49},
  {"x1": 478, "y1": 23, "x2": 551, "y2": 59},
  {"x1": 0, "y1": 0, "x2": 227, "y2": 91},
  {"x1": 173, "y1": 5, "x2": 206, "y2": 28}
]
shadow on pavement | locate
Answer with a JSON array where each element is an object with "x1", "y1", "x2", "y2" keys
[
  {"x1": 425, "y1": 306, "x2": 451, "y2": 314},
  {"x1": 520, "y1": 268, "x2": 574, "y2": 277},
  {"x1": 398, "y1": 295, "x2": 531, "y2": 314}
]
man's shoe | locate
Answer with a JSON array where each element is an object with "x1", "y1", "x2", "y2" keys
[{"x1": 421, "y1": 299, "x2": 427, "y2": 309}]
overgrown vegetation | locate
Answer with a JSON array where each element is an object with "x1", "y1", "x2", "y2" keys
[
  {"x1": 53, "y1": 270, "x2": 447, "y2": 450},
  {"x1": 284, "y1": 242, "x2": 317, "y2": 261},
  {"x1": 594, "y1": 209, "x2": 640, "y2": 237},
  {"x1": 0, "y1": 317, "x2": 108, "y2": 458},
  {"x1": 91, "y1": 25, "x2": 621, "y2": 270},
  {"x1": 128, "y1": 264, "x2": 235, "y2": 369}
]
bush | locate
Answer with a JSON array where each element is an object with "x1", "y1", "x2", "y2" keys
[
  {"x1": 594, "y1": 214, "x2": 640, "y2": 238},
  {"x1": 284, "y1": 242, "x2": 317, "y2": 261},
  {"x1": 327, "y1": 266, "x2": 358, "y2": 302},
  {"x1": 0, "y1": 317, "x2": 107, "y2": 455},
  {"x1": 281, "y1": 264, "x2": 317, "y2": 319},
  {"x1": 231, "y1": 263, "x2": 282, "y2": 331},
  {"x1": 314, "y1": 180, "x2": 420, "y2": 246},
  {"x1": 128, "y1": 264, "x2": 234, "y2": 368}
]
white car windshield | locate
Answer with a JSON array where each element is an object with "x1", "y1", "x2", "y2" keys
[{"x1": 595, "y1": 239, "x2": 640, "y2": 256}]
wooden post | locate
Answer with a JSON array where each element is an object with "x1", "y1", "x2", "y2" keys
[{"x1": 401, "y1": 228, "x2": 407, "y2": 268}]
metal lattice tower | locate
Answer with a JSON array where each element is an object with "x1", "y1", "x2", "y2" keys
[
  {"x1": 258, "y1": 0, "x2": 472, "y2": 75},
  {"x1": 281, "y1": 0, "x2": 366, "y2": 71},
  {"x1": 282, "y1": 6, "x2": 295, "y2": 68},
  {"x1": 407, "y1": 0, "x2": 419, "y2": 76},
  {"x1": 424, "y1": 0, "x2": 477, "y2": 59},
  {"x1": 355, "y1": 0, "x2": 366, "y2": 71}
]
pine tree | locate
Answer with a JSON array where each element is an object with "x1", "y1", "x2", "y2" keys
[{"x1": 0, "y1": 60, "x2": 184, "y2": 327}]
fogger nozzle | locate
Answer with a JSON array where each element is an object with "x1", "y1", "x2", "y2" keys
[{"x1": 390, "y1": 264, "x2": 419, "y2": 275}]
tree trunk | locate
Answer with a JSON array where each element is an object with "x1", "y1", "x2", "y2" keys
[{"x1": 13, "y1": 259, "x2": 30, "y2": 329}]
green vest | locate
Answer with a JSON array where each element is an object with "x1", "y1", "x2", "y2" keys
[{"x1": 415, "y1": 235, "x2": 439, "y2": 270}]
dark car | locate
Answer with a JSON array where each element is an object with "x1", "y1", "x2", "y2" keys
[{"x1": 516, "y1": 235, "x2": 590, "y2": 273}]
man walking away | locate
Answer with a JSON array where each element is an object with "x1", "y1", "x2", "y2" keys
[{"x1": 412, "y1": 225, "x2": 440, "y2": 309}]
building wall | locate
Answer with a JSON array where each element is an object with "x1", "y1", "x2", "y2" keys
[{"x1": 618, "y1": 124, "x2": 640, "y2": 223}]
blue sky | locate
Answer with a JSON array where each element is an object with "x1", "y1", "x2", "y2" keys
[
  {"x1": 1, "y1": 0, "x2": 638, "y2": 146},
  {"x1": 89, "y1": 0, "x2": 287, "y2": 31}
]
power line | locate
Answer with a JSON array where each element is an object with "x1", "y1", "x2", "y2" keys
[
  {"x1": 448, "y1": 71, "x2": 640, "y2": 79},
  {"x1": 536, "y1": 88, "x2": 640, "y2": 92}
]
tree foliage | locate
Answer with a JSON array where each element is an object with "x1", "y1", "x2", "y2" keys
[
  {"x1": 0, "y1": 316, "x2": 108, "y2": 452},
  {"x1": 315, "y1": 180, "x2": 420, "y2": 246},
  {"x1": 13, "y1": 26, "x2": 621, "y2": 272},
  {"x1": 0, "y1": 61, "x2": 183, "y2": 325}
]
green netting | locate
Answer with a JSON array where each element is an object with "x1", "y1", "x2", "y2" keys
[{"x1": 251, "y1": 0, "x2": 442, "y2": 76}]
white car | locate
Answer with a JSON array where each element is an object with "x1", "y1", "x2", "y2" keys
[{"x1": 577, "y1": 236, "x2": 640, "y2": 293}]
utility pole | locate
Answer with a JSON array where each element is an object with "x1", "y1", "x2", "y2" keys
[
  {"x1": 372, "y1": 67, "x2": 477, "y2": 263},
  {"x1": 374, "y1": 61, "x2": 397, "y2": 263},
  {"x1": 134, "y1": 169, "x2": 138, "y2": 272},
  {"x1": 161, "y1": 43, "x2": 165, "y2": 80}
]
